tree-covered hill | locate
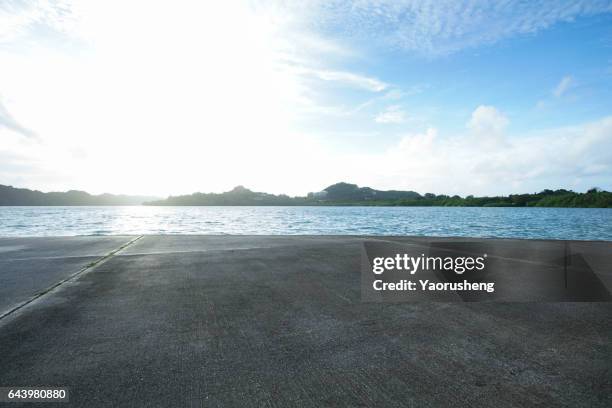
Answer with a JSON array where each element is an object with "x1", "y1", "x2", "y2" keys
[
  {"x1": 145, "y1": 186, "x2": 305, "y2": 206},
  {"x1": 145, "y1": 183, "x2": 612, "y2": 208},
  {"x1": 0, "y1": 185, "x2": 158, "y2": 206}
]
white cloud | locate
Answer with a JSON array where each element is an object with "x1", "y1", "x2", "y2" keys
[
  {"x1": 301, "y1": 68, "x2": 388, "y2": 92},
  {"x1": 553, "y1": 75, "x2": 574, "y2": 97},
  {"x1": 0, "y1": 0, "x2": 79, "y2": 43},
  {"x1": 0, "y1": 98, "x2": 37, "y2": 139},
  {"x1": 315, "y1": 1, "x2": 612, "y2": 55},
  {"x1": 364, "y1": 115, "x2": 612, "y2": 195},
  {"x1": 375, "y1": 105, "x2": 407, "y2": 124},
  {"x1": 467, "y1": 105, "x2": 509, "y2": 137}
]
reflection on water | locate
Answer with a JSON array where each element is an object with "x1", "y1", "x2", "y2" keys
[{"x1": 0, "y1": 206, "x2": 611, "y2": 240}]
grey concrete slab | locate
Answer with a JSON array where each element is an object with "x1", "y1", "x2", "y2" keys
[
  {"x1": 0, "y1": 236, "x2": 135, "y2": 315},
  {"x1": 570, "y1": 240, "x2": 612, "y2": 276},
  {"x1": 0, "y1": 236, "x2": 610, "y2": 407}
]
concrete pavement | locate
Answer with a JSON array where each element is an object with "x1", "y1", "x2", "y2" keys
[
  {"x1": 0, "y1": 236, "x2": 137, "y2": 316},
  {"x1": 0, "y1": 236, "x2": 610, "y2": 407}
]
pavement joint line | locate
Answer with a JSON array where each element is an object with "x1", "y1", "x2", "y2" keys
[
  {"x1": 2, "y1": 254, "x2": 117, "y2": 262},
  {"x1": 0, "y1": 235, "x2": 143, "y2": 321}
]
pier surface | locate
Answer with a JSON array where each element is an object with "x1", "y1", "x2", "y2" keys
[{"x1": 0, "y1": 236, "x2": 610, "y2": 407}]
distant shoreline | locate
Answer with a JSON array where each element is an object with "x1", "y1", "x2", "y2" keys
[
  {"x1": 2, "y1": 204, "x2": 612, "y2": 209},
  {"x1": 2, "y1": 182, "x2": 611, "y2": 208}
]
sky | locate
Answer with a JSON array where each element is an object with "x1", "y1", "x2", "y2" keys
[{"x1": 1, "y1": 0, "x2": 612, "y2": 197}]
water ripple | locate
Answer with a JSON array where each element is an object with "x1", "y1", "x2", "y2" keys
[{"x1": 0, "y1": 206, "x2": 610, "y2": 240}]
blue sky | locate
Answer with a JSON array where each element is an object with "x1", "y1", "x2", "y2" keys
[
  {"x1": 0, "y1": 1, "x2": 611, "y2": 196},
  {"x1": 299, "y1": 6, "x2": 612, "y2": 143}
]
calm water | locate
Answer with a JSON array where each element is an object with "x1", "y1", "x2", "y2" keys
[{"x1": 0, "y1": 206, "x2": 611, "y2": 240}]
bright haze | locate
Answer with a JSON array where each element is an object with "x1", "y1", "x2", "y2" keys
[{"x1": 1, "y1": 0, "x2": 611, "y2": 197}]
